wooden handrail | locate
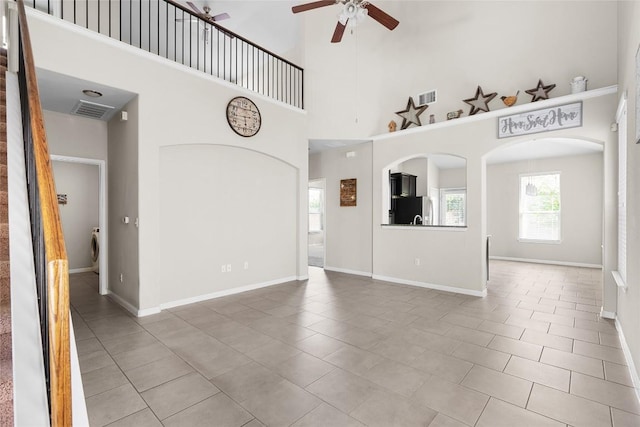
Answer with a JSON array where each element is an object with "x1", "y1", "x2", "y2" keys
[{"x1": 16, "y1": 1, "x2": 71, "y2": 425}]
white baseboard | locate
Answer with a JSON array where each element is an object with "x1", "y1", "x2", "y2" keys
[
  {"x1": 614, "y1": 317, "x2": 640, "y2": 404},
  {"x1": 612, "y1": 270, "x2": 628, "y2": 292},
  {"x1": 489, "y1": 256, "x2": 602, "y2": 269},
  {"x1": 158, "y1": 276, "x2": 298, "y2": 311},
  {"x1": 106, "y1": 291, "x2": 157, "y2": 317},
  {"x1": 69, "y1": 267, "x2": 94, "y2": 274},
  {"x1": 111, "y1": 276, "x2": 302, "y2": 317},
  {"x1": 324, "y1": 266, "x2": 372, "y2": 277},
  {"x1": 137, "y1": 306, "x2": 162, "y2": 317},
  {"x1": 372, "y1": 274, "x2": 487, "y2": 298},
  {"x1": 600, "y1": 308, "x2": 616, "y2": 320},
  {"x1": 297, "y1": 275, "x2": 309, "y2": 281}
]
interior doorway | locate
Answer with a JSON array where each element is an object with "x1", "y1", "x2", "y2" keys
[
  {"x1": 308, "y1": 179, "x2": 325, "y2": 268},
  {"x1": 51, "y1": 155, "x2": 108, "y2": 295},
  {"x1": 483, "y1": 137, "x2": 604, "y2": 285}
]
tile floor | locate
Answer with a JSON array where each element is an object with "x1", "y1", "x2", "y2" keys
[{"x1": 71, "y1": 261, "x2": 640, "y2": 427}]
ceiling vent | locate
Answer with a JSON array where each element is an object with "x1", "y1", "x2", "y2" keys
[
  {"x1": 71, "y1": 100, "x2": 114, "y2": 120},
  {"x1": 417, "y1": 89, "x2": 437, "y2": 106}
]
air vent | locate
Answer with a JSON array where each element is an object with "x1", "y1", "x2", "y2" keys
[
  {"x1": 417, "y1": 89, "x2": 437, "y2": 106},
  {"x1": 71, "y1": 100, "x2": 114, "y2": 120}
]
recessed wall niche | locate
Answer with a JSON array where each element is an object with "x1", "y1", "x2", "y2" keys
[{"x1": 383, "y1": 154, "x2": 467, "y2": 226}]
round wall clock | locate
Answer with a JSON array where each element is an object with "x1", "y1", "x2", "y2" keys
[{"x1": 226, "y1": 96, "x2": 262, "y2": 137}]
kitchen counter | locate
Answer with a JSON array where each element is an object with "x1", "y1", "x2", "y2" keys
[{"x1": 381, "y1": 224, "x2": 467, "y2": 231}]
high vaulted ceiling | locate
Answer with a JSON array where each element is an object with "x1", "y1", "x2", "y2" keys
[{"x1": 35, "y1": 1, "x2": 608, "y2": 164}]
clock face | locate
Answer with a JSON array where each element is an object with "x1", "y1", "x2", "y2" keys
[{"x1": 226, "y1": 96, "x2": 261, "y2": 137}]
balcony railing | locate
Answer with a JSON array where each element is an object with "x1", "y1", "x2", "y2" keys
[{"x1": 24, "y1": 0, "x2": 304, "y2": 108}]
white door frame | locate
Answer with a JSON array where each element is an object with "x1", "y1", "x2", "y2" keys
[
  {"x1": 51, "y1": 155, "x2": 108, "y2": 295},
  {"x1": 309, "y1": 178, "x2": 326, "y2": 267}
]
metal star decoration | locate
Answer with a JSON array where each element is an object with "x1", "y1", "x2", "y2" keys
[
  {"x1": 395, "y1": 97, "x2": 428, "y2": 129},
  {"x1": 463, "y1": 86, "x2": 497, "y2": 115},
  {"x1": 525, "y1": 79, "x2": 556, "y2": 102}
]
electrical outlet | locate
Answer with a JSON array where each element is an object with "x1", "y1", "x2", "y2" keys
[
  {"x1": 414, "y1": 258, "x2": 421, "y2": 266},
  {"x1": 221, "y1": 265, "x2": 226, "y2": 273},
  {"x1": 119, "y1": 273, "x2": 124, "y2": 282},
  {"x1": 244, "y1": 261, "x2": 249, "y2": 270},
  {"x1": 227, "y1": 264, "x2": 232, "y2": 272}
]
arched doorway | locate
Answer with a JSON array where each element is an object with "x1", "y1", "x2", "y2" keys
[{"x1": 483, "y1": 137, "x2": 606, "y2": 300}]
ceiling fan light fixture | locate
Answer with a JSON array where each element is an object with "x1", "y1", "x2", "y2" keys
[{"x1": 338, "y1": 1, "x2": 368, "y2": 27}]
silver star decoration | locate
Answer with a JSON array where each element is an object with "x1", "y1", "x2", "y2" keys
[
  {"x1": 463, "y1": 86, "x2": 497, "y2": 115},
  {"x1": 525, "y1": 79, "x2": 556, "y2": 102},
  {"x1": 395, "y1": 97, "x2": 428, "y2": 129}
]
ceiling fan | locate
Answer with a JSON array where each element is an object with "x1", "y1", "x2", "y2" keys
[
  {"x1": 292, "y1": 0, "x2": 399, "y2": 43},
  {"x1": 176, "y1": 2, "x2": 234, "y2": 41},
  {"x1": 184, "y1": 1, "x2": 230, "y2": 24}
]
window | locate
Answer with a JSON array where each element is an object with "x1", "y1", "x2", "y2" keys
[
  {"x1": 308, "y1": 188, "x2": 323, "y2": 232},
  {"x1": 440, "y1": 188, "x2": 466, "y2": 226},
  {"x1": 519, "y1": 173, "x2": 561, "y2": 242}
]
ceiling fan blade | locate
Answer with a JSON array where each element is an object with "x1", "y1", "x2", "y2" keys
[
  {"x1": 331, "y1": 20, "x2": 346, "y2": 43},
  {"x1": 363, "y1": 3, "x2": 399, "y2": 31},
  {"x1": 212, "y1": 12, "x2": 230, "y2": 21},
  {"x1": 186, "y1": 1, "x2": 204, "y2": 15},
  {"x1": 292, "y1": 0, "x2": 335, "y2": 14}
]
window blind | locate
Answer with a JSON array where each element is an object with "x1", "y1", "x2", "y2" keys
[
  {"x1": 441, "y1": 188, "x2": 466, "y2": 226},
  {"x1": 519, "y1": 173, "x2": 561, "y2": 242}
]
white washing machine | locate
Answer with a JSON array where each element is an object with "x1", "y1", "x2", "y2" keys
[{"x1": 91, "y1": 227, "x2": 100, "y2": 274}]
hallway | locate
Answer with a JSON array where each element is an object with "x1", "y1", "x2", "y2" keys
[{"x1": 71, "y1": 261, "x2": 640, "y2": 426}]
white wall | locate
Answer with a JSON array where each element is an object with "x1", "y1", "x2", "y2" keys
[
  {"x1": 305, "y1": 0, "x2": 618, "y2": 297},
  {"x1": 304, "y1": 1, "x2": 617, "y2": 139},
  {"x1": 439, "y1": 168, "x2": 466, "y2": 189},
  {"x1": 28, "y1": 9, "x2": 308, "y2": 312},
  {"x1": 311, "y1": 93, "x2": 615, "y2": 295},
  {"x1": 44, "y1": 110, "x2": 107, "y2": 272},
  {"x1": 309, "y1": 142, "x2": 372, "y2": 275},
  {"x1": 107, "y1": 98, "x2": 139, "y2": 308},
  {"x1": 487, "y1": 153, "x2": 603, "y2": 266},
  {"x1": 159, "y1": 145, "x2": 298, "y2": 304},
  {"x1": 43, "y1": 110, "x2": 108, "y2": 160},
  {"x1": 52, "y1": 161, "x2": 99, "y2": 270},
  {"x1": 616, "y1": 0, "x2": 640, "y2": 389},
  {"x1": 374, "y1": 94, "x2": 614, "y2": 294}
]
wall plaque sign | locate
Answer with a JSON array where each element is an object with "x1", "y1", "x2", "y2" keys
[
  {"x1": 340, "y1": 178, "x2": 357, "y2": 207},
  {"x1": 498, "y1": 102, "x2": 582, "y2": 139}
]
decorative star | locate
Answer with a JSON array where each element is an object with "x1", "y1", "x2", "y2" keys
[
  {"x1": 463, "y1": 86, "x2": 498, "y2": 115},
  {"x1": 525, "y1": 79, "x2": 556, "y2": 102},
  {"x1": 395, "y1": 97, "x2": 428, "y2": 130}
]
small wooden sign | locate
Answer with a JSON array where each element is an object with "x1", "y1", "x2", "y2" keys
[
  {"x1": 498, "y1": 102, "x2": 582, "y2": 138},
  {"x1": 340, "y1": 178, "x2": 357, "y2": 207}
]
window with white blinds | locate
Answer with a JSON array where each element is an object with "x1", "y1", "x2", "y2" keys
[
  {"x1": 617, "y1": 99, "x2": 627, "y2": 285},
  {"x1": 308, "y1": 188, "x2": 323, "y2": 232},
  {"x1": 519, "y1": 173, "x2": 561, "y2": 242},
  {"x1": 440, "y1": 188, "x2": 466, "y2": 226}
]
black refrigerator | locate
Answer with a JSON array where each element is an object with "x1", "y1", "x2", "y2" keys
[{"x1": 394, "y1": 196, "x2": 423, "y2": 224}]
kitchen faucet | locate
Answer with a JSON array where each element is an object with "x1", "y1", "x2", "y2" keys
[{"x1": 412, "y1": 215, "x2": 422, "y2": 225}]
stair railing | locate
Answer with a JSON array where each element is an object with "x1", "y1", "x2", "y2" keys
[
  {"x1": 23, "y1": 0, "x2": 304, "y2": 108},
  {"x1": 15, "y1": 0, "x2": 71, "y2": 425}
]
